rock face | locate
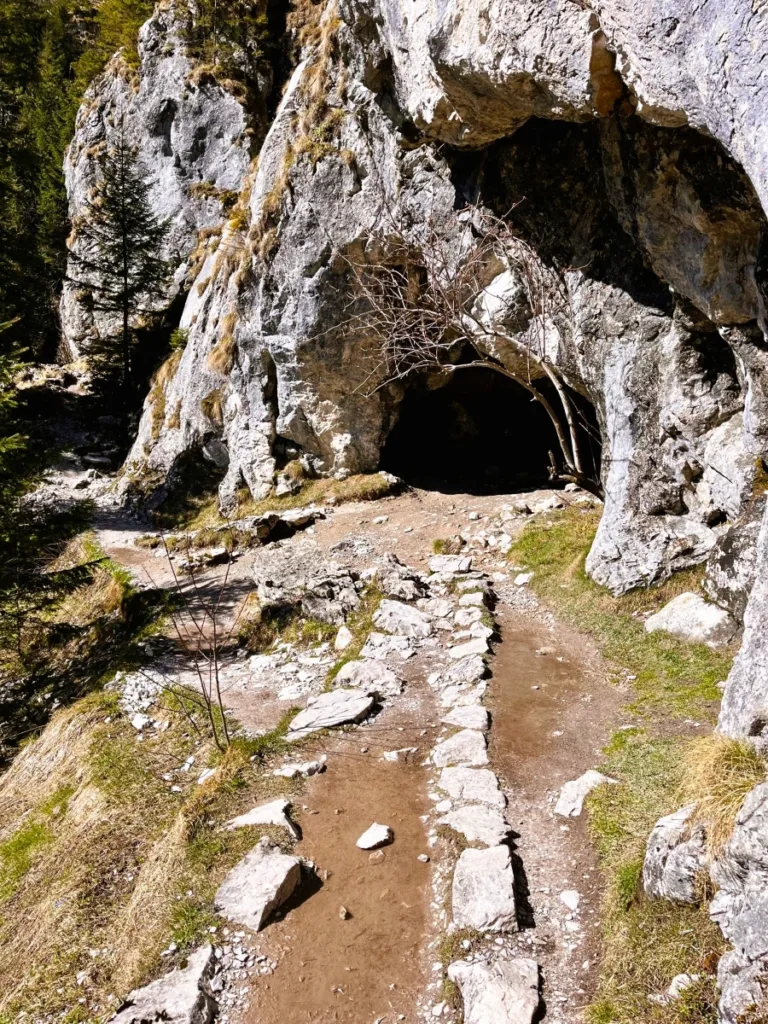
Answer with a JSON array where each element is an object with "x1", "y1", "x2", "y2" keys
[
  {"x1": 710, "y1": 784, "x2": 768, "y2": 1021},
  {"x1": 112, "y1": 945, "x2": 216, "y2": 1024},
  {"x1": 643, "y1": 805, "x2": 707, "y2": 904},
  {"x1": 719, "y1": 504, "x2": 768, "y2": 740},
  {"x1": 62, "y1": 2, "x2": 254, "y2": 361}
]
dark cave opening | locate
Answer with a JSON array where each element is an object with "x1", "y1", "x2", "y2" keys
[{"x1": 380, "y1": 368, "x2": 601, "y2": 494}]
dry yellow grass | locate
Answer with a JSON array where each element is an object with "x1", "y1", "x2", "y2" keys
[
  {"x1": 207, "y1": 332, "x2": 236, "y2": 375},
  {"x1": 0, "y1": 690, "x2": 301, "y2": 1020},
  {"x1": 201, "y1": 389, "x2": 224, "y2": 428},
  {"x1": 680, "y1": 734, "x2": 767, "y2": 854}
]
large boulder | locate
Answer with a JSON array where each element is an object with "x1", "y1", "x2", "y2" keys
[
  {"x1": 214, "y1": 837, "x2": 302, "y2": 931},
  {"x1": 644, "y1": 593, "x2": 737, "y2": 647}
]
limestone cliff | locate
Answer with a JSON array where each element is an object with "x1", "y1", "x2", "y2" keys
[{"x1": 58, "y1": 2, "x2": 768, "y2": 1018}]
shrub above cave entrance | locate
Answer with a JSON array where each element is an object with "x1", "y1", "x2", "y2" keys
[{"x1": 380, "y1": 369, "x2": 598, "y2": 494}]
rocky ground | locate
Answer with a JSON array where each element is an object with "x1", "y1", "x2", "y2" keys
[{"x1": 52, "y1": 465, "x2": 624, "y2": 1024}]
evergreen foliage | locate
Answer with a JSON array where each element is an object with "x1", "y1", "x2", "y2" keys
[
  {"x1": 182, "y1": 0, "x2": 272, "y2": 81},
  {"x1": 68, "y1": 122, "x2": 171, "y2": 404}
]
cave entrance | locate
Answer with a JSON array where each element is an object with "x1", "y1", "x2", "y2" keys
[{"x1": 380, "y1": 368, "x2": 598, "y2": 494}]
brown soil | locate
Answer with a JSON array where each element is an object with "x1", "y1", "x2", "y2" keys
[
  {"x1": 94, "y1": 483, "x2": 623, "y2": 1022},
  {"x1": 245, "y1": 713, "x2": 436, "y2": 1024},
  {"x1": 489, "y1": 607, "x2": 620, "y2": 1021}
]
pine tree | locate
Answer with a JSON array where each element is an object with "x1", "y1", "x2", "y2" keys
[{"x1": 69, "y1": 120, "x2": 170, "y2": 406}]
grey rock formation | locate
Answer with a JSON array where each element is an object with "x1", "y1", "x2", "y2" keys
[
  {"x1": 704, "y1": 498, "x2": 765, "y2": 625},
  {"x1": 643, "y1": 805, "x2": 707, "y2": 904},
  {"x1": 214, "y1": 837, "x2": 302, "y2": 931},
  {"x1": 644, "y1": 593, "x2": 737, "y2": 648},
  {"x1": 719, "y1": 504, "x2": 768, "y2": 740},
  {"x1": 251, "y1": 540, "x2": 360, "y2": 625},
  {"x1": 373, "y1": 599, "x2": 433, "y2": 639},
  {"x1": 452, "y1": 845, "x2": 518, "y2": 933},
  {"x1": 333, "y1": 659, "x2": 403, "y2": 698},
  {"x1": 111, "y1": 945, "x2": 216, "y2": 1024},
  {"x1": 710, "y1": 783, "x2": 768, "y2": 1021},
  {"x1": 447, "y1": 958, "x2": 540, "y2": 1024},
  {"x1": 62, "y1": 2, "x2": 253, "y2": 360}
]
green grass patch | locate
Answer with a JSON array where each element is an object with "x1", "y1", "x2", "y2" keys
[
  {"x1": 509, "y1": 510, "x2": 732, "y2": 721},
  {"x1": 325, "y1": 586, "x2": 384, "y2": 687}
]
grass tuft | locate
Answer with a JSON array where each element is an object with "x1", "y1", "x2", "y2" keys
[{"x1": 680, "y1": 735, "x2": 766, "y2": 855}]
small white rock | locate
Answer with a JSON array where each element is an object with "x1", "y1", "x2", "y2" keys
[{"x1": 356, "y1": 823, "x2": 393, "y2": 850}]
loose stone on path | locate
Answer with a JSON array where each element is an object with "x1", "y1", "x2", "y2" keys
[
  {"x1": 224, "y1": 798, "x2": 300, "y2": 838},
  {"x1": 356, "y1": 823, "x2": 393, "y2": 849},
  {"x1": 214, "y1": 837, "x2": 302, "y2": 931},
  {"x1": 287, "y1": 688, "x2": 376, "y2": 740}
]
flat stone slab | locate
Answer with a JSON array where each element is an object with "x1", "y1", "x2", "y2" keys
[
  {"x1": 214, "y1": 837, "x2": 301, "y2": 932},
  {"x1": 438, "y1": 767, "x2": 506, "y2": 809},
  {"x1": 288, "y1": 688, "x2": 376, "y2": 740},
  {"x1": 645, "y1": 592, "x2": 736, "y2": 647},
  {"x1": 440, "y1": 682, "x2": 488, "y2": 708},
  {"x1": 360, "y1": 632, "x2": 415, "y2": 661},
  {"x1": 438, "y1": 804, "x2": 509, "y2": 847},
  {"x1": 429, "y1": 555, "x2": 473, "y2": 573},
  {"x1": 554, "y1": 770, "x2": 617, "y2": 817},
  {"x1": 373, "y1": 599, "x2": 433, "y2": 639},
  {"x1": 448, "y1": 637, "x2": 489, "y2": 660},
  {"x1": 444, "y1": 655, "x2": 487, "y2": 685},
  {"x1": 356, "y1": 822, "x2": 393, "y2": 849},
  {"x1": 432, "y1": 729, "x2": 488, "y2": 767},
  {"x1": 447, "y1": 958, "x2": 541, "y2": 1024},
  {"x1": 112, "y1": 945, "x2": 216, "y2": 1024},
  {"x1": 452, "y1": 845, "x2": 517, "y2": 932},
  {"x1": 334, "y1": 659, "x2": 402, "y2": 697},
  {"x1": 442, "y1": 705, "x2": 490, "y2": 732},
  {"x1": 224, "y1": 798, "x2": 299, "y2": 838}
]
